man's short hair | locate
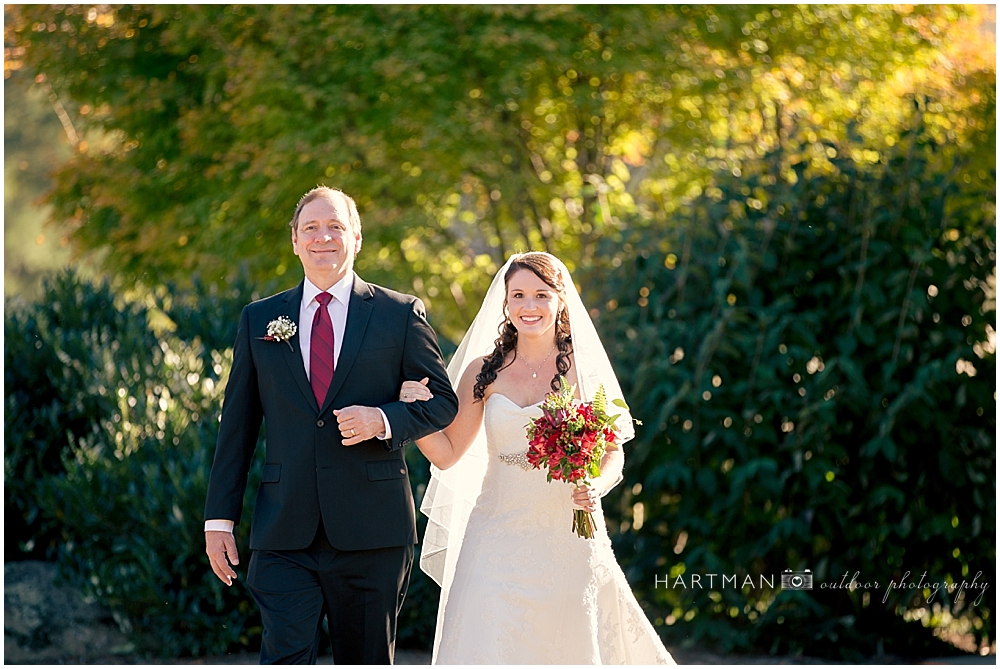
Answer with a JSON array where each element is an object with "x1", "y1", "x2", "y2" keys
[{"x1": 289, "y1": 186, "x2": 362, "y2": 234}]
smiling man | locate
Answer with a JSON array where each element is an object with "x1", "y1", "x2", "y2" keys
[{"x1": 203, "y1": 186, "x2": 458, "y2": 664}]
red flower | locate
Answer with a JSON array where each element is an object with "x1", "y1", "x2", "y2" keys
[{"x1": 523, "y1": 378, "x2": 632, "y2": 538}]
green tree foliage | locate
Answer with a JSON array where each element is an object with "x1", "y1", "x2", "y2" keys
[
  {"x1": 5, "y1": 5, "x2": 981, "y2": 339},
  {"x1": 3, "y1": 69, "x2": 75, "y2": 298},
  {"x1": 594, "y1": 116, "x2": 995, "y2": 658}
]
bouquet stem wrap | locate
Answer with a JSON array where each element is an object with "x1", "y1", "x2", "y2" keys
[{"x1": 572, "y1": 490, "x2": 599, "y2": 539}]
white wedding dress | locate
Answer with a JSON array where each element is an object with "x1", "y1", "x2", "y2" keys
[{"x1": 433, "y1": 393, "x2": 675, "y2": 665}]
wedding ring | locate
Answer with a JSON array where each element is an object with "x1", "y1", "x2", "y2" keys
[{"x1": 351, "y1": 428, "x2": 356, "y2": 437}]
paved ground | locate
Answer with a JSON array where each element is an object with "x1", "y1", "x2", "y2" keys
[
  {"x1": 89, "y1": 647, "x2": 995, "y2": 665},
  {"x1": 151, "y1": 650, "x2": 432, "y2": 664}
]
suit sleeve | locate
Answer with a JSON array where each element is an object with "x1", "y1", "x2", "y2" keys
[
  {"x1": 204, "y1": 305, "x2": 264, "y2": 524},
  {"x1": 380, "y1": 298, "x2": 459, "y2": 452}
]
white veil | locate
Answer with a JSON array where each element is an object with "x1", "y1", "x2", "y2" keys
[{"x1": 417, "y1": 252, "x2": 634, "y2": 660}]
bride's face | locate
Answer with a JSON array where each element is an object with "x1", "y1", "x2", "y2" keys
[{"x1": 506, "y1": 269, "x2": 561, "y2": 339}]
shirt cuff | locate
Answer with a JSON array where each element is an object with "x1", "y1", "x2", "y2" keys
[
  {"x1": 205, "y1": 519, "x2": 235, "y2": 533},
  {"x1": 377, "y1": 408, "x2": 392, "y2": 440}
]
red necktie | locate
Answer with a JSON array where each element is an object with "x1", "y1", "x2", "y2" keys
[{"x1": 310, "y1": 292, "x2": 335, "y2": 406}]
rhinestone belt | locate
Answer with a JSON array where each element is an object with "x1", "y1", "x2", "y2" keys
[{"x1": 497, "y1": 451, "x2": 533, "y2": 471}]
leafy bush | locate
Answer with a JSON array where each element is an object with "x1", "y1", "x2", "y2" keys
[
  {"x1": 35, "y1": 339, "x2": 265, "y2": 656},
  {"x1": 5, "y1": 272, "x2": 161, "y2": 560},
  {"x1": 5, "y1": 272, "x2": 265, "y2": 655},
  {"x1": 159, "y1": 268, "x2": 277, "y2": 355},
  {"x1": 591, "y1": 124, "x2": 995, "y2": 658}
]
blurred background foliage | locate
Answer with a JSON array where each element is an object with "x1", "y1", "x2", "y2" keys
[
  {"x1": 5, "y1": 67, "x2": 75, "y2": 297},
  {"x1": 4, "y1": 3, "x2": 995, "y2": 660},
  {"x1": 6, "y1": 5, "x2": 994, "y2": 339},
  {"x1": 595, "y1": 120, "x2": 995, "y2": 659},
  {"x1": 5, "y1": 272, "x2": 263, "y2": 656}
]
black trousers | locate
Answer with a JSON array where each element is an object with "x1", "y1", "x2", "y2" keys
[{"x1": 247, "y1": 529, "x2": 413, "y2": 665}]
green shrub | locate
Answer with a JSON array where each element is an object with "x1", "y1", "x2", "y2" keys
[
  {"x1": 591, "y1": 126, "x2": 995, "y2": 658},
  {"x1": 159, "y1": 268, "x2": 278, "y2": 355},
  {"x1": 5, "y1": 272, "x2": 265, "y2": 656},
  {"x1": 36, "y1": 339, "x2": 265, "y2": 656},
  {"x1": 5, "y1": 272, "x2": 161, "y2": 560}
]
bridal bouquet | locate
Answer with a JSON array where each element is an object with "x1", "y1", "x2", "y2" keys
[{"x1": 525, "y1": 376, "x2": 628, "y2": 539}]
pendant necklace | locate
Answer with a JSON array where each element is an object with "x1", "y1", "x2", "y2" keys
[{"x1": 519, "y1": 345, "x2": 556, "y2": 379}]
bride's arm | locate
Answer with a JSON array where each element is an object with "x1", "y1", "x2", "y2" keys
[
  {"x1": 402, "y1": 363, "x2": 485, "y2": 470},
  {"x1": 593, "y1": 446, "x2": 625, "y2": 497},
  {"x1": 571, "y1": 446, "x2": 625, "y2": 512}
]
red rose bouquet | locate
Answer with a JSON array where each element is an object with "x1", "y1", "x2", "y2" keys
[{"x1": 525, "y1": 376, "x2": 629, "y2": 538}]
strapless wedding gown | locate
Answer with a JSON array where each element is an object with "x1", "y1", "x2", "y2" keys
[{"x1": 434, "y1": 394, "x2": 675, "y2": 664}]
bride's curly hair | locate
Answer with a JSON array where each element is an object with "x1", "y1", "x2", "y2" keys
[{"x1": 473, "y1": 253, "x2": 573, "y2": 401}]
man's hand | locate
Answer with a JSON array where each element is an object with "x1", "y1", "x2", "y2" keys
[
  {"x1": 206, "y1": 531, "x2": 239, "y2": 586},
  {"x1": 334, "y1": 406, "x2": 387, "y2": 446}
]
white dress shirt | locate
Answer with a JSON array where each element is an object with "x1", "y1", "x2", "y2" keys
[
  {"x1": 205, "y1": 273, "x2": 392, "y2": 534},
  {"x1": 299, "y1": 273, "x2": 352, "y2": 379}
]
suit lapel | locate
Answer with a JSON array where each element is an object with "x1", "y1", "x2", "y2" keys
[
  {"x1": 320, "y1": 274, "x2": 373, "y2": 413},
  {"x1": 278, "y1": 282, "x2": 318, "y2": 412}
]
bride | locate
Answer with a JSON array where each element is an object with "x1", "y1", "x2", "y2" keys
[{"x1": 400, "y1": 252, "x2": 674, "y2": 664}]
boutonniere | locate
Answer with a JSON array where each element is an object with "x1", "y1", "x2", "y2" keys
[{"x1": 259, "y1": 316, "x2": 297, "y2": 350}]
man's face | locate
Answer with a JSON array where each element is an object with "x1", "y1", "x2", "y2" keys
[{"x1": 292, "y1": 194, "x2": 361, "y2": 287}]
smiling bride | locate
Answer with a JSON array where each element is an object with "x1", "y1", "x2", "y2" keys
[{"x1": 400, "y1": 252, "x2": 675, "y2": 664}]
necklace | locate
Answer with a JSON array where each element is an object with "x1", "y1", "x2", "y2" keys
[{"x1": 519, "y1": 345, "x2": 556, "y2": 379}]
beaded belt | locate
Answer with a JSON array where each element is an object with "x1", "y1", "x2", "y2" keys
[{"x1": 497, "y1": 451, "x2": 532, "y2": 471}]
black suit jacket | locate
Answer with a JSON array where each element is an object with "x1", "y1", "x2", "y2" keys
[{"x1": 204, "y1": 275, "x2": 458, "y2": 551}]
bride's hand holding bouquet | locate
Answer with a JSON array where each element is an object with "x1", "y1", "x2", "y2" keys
[{"x1": 525, "y1": 376, "x2": 629, "y2": 539}]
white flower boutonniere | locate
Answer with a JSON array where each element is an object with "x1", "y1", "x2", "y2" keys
[{"x1": 259, "y1": 316, "x2": 297, "y2": 349}]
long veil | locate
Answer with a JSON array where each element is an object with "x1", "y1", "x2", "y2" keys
[{"x1": 418, "y1": 252, "x2": 634, "y2": 661}]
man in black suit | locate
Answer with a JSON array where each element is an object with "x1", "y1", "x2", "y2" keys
[{"x1": 204, "y1": 186, "x2": 458, "y2": 664}]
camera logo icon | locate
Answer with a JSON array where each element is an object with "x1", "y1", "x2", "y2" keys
[{"x1": 781, "y1": 569, "x2": 813, "y2": 590}]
